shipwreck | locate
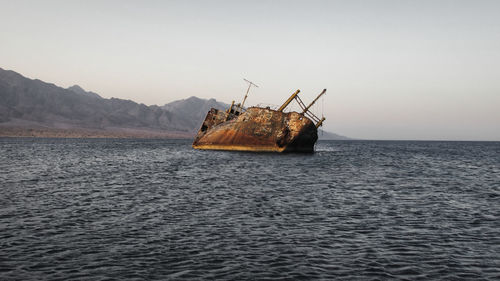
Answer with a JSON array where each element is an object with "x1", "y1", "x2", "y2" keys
[{"x1": 192, "y1": 85, "x2": 326, "y2": 153}]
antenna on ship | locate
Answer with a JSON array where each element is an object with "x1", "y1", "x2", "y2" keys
[{"x1": 241, "y1": 79, "x2": 259, "y2": 109}]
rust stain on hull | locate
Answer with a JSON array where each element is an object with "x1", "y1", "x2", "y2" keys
[{"x1": 193, "y1": 89, "x2": 325, "y2": 153}]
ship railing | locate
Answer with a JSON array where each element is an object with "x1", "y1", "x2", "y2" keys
[{"x1": 255, "y1": 103, "x2": 280, "y2": 110}]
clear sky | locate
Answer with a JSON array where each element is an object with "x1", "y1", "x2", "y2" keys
[{"x1": 1, "y1": 0, "x2": 499, "y2": 140}]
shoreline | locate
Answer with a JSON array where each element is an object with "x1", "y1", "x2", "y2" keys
[{"x1": 0, "y1": 126, "x2": 194, "y2": 139}]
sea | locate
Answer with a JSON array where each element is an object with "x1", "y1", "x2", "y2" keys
[{"x1": 0, "y1": 138, "x2": 499, "y2": 280}]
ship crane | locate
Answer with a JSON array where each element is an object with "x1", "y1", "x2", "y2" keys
[{"x1": 278, "y1": 89, "x2": 326, "y2": 128}]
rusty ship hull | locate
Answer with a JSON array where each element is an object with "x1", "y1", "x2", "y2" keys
[
  {"x1": 193, "y1": 88, "x2": 326, "y2": 153},
  {"x1": 193, "y1": 107, "x2": 318, "y2": 153}
]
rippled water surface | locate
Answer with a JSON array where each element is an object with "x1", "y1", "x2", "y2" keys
[{"x1": 1, "y1": 138, "x2": 499, "y2": 280}]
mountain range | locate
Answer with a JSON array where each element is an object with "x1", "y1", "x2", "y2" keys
[{"x1": 0, "y1": 67, "x2": 348, "y2": 139}]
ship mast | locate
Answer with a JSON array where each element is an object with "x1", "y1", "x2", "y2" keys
[{"x1": 241, "y1": 79, "x2": 259, "y2": 109}]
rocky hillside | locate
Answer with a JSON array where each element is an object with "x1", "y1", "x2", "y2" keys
[
  {"x1": 0, "y1": 67, "x2": 227, "y2": 137},
  {"x1": 0, "y1": 68, "x2": 166, "y2": 130},
  {"x1": 162, "y1": 96, "x2": 229, "y2": 132}
]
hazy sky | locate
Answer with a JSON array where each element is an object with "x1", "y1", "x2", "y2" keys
[{"x1": 1, "y1": 0, "x2": 499, "y2": 140}]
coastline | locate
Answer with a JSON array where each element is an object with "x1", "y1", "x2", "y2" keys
[{"x1": 0, "y1": 126, "x2": 194, "y2": 139}]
